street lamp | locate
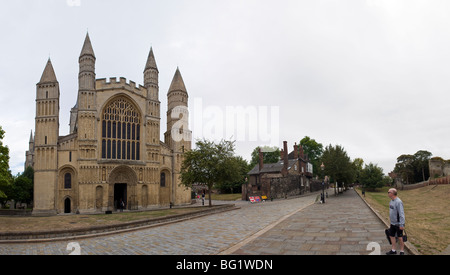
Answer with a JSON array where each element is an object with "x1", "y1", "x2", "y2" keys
[{"x1": 320, "y1": 163, "x2": 325, "y2": 203}]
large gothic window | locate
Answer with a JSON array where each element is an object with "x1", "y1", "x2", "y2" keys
[{"x1": 102, "y1": 97, "x2": 141, "y2": 161}]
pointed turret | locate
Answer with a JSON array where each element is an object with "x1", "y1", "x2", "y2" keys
[
  {"x1": 165, "y1": 67, "x2": 191, "y2": 151},
  {"x1": 39, "y1": 59, "x2": 58, "y2": 84},
  {"x1": 144, "y1": 47, "x2": 159, "y2": 101},
  {"x1": 168, "y1": 67, "x2": 187, "y2": 93},
  {"x1": 80, "y1": 32, "x2": 95, "y2": 58},
  {"x1": 78, "y1": 32, "x2": 96, "y2": 109},
  {"x1": 144, "y1": 47, "x2": 158, "y2": 72},
  {"x1": 29, "y1": 130, "x2": 34, "y2": 143}
]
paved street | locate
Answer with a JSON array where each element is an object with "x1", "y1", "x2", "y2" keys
[
  {"x1": 230, "y1": 190, "x2": 393, "y2": 255},
  {"x1": 0, "y1": 194, "x2": 317, "y2": 255},
  {"x1": 0, "y1": 190, "x2": 396, "y2": 255}
]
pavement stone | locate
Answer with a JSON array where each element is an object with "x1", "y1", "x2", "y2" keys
[
  {"x1": 230, "y1": 189, "x2": 398, "y2": 255},
  {"x1": 0, "y1": 194, "x2": 316, "y2": 255}
]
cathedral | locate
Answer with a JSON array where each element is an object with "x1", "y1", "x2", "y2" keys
[{"x1": 25, "y1": 34, "x2": 192, "y2": 215}]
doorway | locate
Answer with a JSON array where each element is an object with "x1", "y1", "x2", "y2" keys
[
  {"x1": 114, "y1": 184, "x2": 127, "y2": 210},
  {"x1": 64, "y1": 198, "x2": 71, "y2": 214}
]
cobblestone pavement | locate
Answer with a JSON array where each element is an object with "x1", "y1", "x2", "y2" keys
[
  {"x1": 0, "y1": 194, "x2": 318, "y2": 255},
  {"x1": 231, "y1": 190, "x2": 396, "y2": 255}
]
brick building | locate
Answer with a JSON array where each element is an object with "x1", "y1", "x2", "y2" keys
[{"x1": 242, "y1": 141, "x2": 320, "y2": 201}]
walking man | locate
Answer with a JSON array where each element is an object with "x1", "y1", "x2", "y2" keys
[{"x1": 386, "y1": 188, "x2": 406, "y2": 255}]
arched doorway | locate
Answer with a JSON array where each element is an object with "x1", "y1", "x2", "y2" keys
[
  {"x1": 159, "y1": 170, "x2": 171, "y2": 206},
  {"x1": 64, "y1": 198, "x2": 71, "y2": 214},
  {"x1": 141, "y1": 185, "x2": 148, "y2": 209},
  {"x1": 107, "y1": 166, "x2": 138, "y2": 211},
  {"x1": 96, "y1": 186, "x2": 103, "y2": 211}
]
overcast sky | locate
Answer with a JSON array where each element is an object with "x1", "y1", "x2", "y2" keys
[{"x1": 1, "y1": 0, "x2": 450, "y2": 175}]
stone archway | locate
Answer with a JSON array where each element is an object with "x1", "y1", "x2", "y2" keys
[
  {"x1": 159, "y1": 169, "x2": 171, "y2": 206},
  {"x1": 107, "y1": 166, "x2": 138, "y2": 211}
]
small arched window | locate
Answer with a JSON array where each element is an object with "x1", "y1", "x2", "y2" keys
[
  {"x1": 160, "y1": 172, "x2": 166, "y2": 187},
  {"x1": 64, "y1": 173, "x2": 72, "y2": 189}
]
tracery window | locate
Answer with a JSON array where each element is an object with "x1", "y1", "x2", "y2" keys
[{"x1": 102, "y1": 97, "x2": 141, "y2": 161}]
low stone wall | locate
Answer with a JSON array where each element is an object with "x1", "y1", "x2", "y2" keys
[
  {"x1": 0, "y1": 204, "x2": 236, "y2": 242},
  {"x1": 0, "y1": 209, "x2": 33, "y2": 217}
]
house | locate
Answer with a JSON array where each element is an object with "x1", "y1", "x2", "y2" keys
[{"x1": 242, "y1": 141, "x2": 319, "y2": 201}]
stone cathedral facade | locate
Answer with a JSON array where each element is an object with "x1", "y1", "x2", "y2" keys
[{"x1": 26, "y1": 34, "x2": 192, "y2": 215}]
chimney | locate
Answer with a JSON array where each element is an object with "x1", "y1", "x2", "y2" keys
[
  {"x1": 294, "y1": 143, "x2": 299, "y2": 159},
  {"x1": 283, "y1": 141, "x2": 288, "y2": 172},
  {"x1": 299, "y1": 145, "x2": 304, "y2": 159},
  {"x1": 259, "y1": 148, "x2": 264, "y2": 171}
]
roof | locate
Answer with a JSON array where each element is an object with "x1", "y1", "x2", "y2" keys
[
  {"x1": 168, "y1": 67, "x2": 187, "y2": 93},
  {"x1": 39, "y1": 59, "x2": 58, "y2": 83},
  {"x1": 145, "y1": 47, "x2": 158, "y2": 71},
  {"x1": 248, "y1": 159, "x2": 297, "y2": 175},
  {"x1": 80, "y1": 33, "x2": 95, "y2": 57}
]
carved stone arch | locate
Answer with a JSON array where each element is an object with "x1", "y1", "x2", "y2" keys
[
  {"x1": 159, "y1": 168, "x2": 171, "y2": 206},
  {"x1": 141, "y1": 185, "x2": 149, "y2": 209},
  {"x1": 95, "y1": 185, "x2": 104, "y2": 211},
  {"x1": 107, "y1": 165, "x2": 138, "y2": 211},
  {"x1": 59, "y1": 165, "x2": 77, "y2": 190}
]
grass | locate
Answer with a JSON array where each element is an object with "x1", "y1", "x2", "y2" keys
[
  {"x1": 356, "y1": 185, "x2": 450, "y2": 255},
  {"x1": 205, "y1": 193, "x2": 242, "y2": 201},
  {"x1": 0, "y1": 207, "x2": 204, "y2": 233}
]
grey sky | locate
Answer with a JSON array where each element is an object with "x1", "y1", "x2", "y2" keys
[{"x1": 1, "y1": 0, "x2": 450, "y2": 175}]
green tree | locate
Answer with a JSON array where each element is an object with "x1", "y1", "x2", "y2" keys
[
  {"x1": 180, "y1": 139, "x2": 241, "y2": 207},
  {"x1": 394, "y1": 154, "x2": 416, "y2": 185},
  {"x1": 321, "y1": 145, "x2": 355, "y2": 188},
  {"x1": 215, "y1": 156, "x2": 250, "y2": 194},
  {"x1": 359, "y1": 163, "x2": 385, "y2": 190},
  {"x1": 300, "y1": 136, "x2": 324, "y2": 176},
  {"x1": 413, "y1": 150, "x2": 432, "y2": 182},
  {"x1": 0, "y1": 126, "x2": 13, "y2": 205},
  {"x1": 8, "y1": 166, "x2": 34, "y2": 206},
  {"x1": 10, "y1": 175, "x2": 33, "y2": 205},
  {"x1": 352, "y1": 158, "x2": 364, "y2": 184},
  {"x1": 249, "y1": 146, "x2": 280, "y2": 168}
]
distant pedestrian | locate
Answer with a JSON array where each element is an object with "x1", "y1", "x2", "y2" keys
[
  {"x1": 119, "y1": 199, "x2": 125, "y2": 212},
  {"x1": 386, "y1": 188, "x2": 406, "y2": 255},
  {"x1": 201, "y1": 191, "x2": 205, "y2": 206}
]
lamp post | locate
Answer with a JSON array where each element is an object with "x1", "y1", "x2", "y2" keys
[{"x1": 321, "y1": 162, "x2": 325, "y2": 203}]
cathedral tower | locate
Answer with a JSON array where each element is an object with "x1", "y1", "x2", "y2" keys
[
  {"x1": 33, "y1": 59, "x2": 60, "y2": 215},
  {"x1": 165, "y1": 68, "x2": 192, "y2": 203},
  {"x1": 144, "y1": 48, "x2": 161, "y2": 162},
  {"x1": 77, "y1": 33, "x2": 98, "y2": 160}
]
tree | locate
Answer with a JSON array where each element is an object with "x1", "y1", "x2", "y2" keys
[
  {"x1": 8, "y1": 166, "x2": 34, "y2": 206},
  {"x1": 300, "y1": 136, "x2": 324, "y2": 176},
  {"x1": 413, "y1": 150, "x2": 432, "y2": 182},
  {"x1": 0, "y1": 126, "x2": 13, "y2": 205},
  {"x1": 215, "y1": 156, "x2": 250, "y2": 194},
  {"x1": 359, "y1": 163, "x2": 385, "y2": 190},
  {"x1": 394, "y1": 154, "x2": 417, "y2": 185},
  {"x1": 180, "y1": 139, "x2": 241, "y2": 207},
  {"x1": 10, "y1": 175, "x2": 33, "y2": 205},
  {"x1": 352, "y1": 158, "x2": 364, "y2": 184},
  {"x1": 321, "y1": 145, "x2": 355, "y2": 188},
  {"x1": 249, "y1": 146, "x2": 280, "y2": 168}
]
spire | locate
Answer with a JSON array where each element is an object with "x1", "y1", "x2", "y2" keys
[
  {"x1": 168, "y1": 67, "x2": 187, "y2": 93},
  {"x1": 80, "y1": 32, "x2": 95, "y2": 58},
  {"x1": 144, "y1": 47, "x2": 158, "y2": 72},
  {"x1": 39, "y1": 58, "x2": 58, "y2": 83},
  {"x1": 29, "y1": 130, "x2": 34, "y2": 143}
]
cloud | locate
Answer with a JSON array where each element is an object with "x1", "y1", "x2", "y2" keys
[{"x1": 1, "y1": 0, "x2": 449, "y2": 176}]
